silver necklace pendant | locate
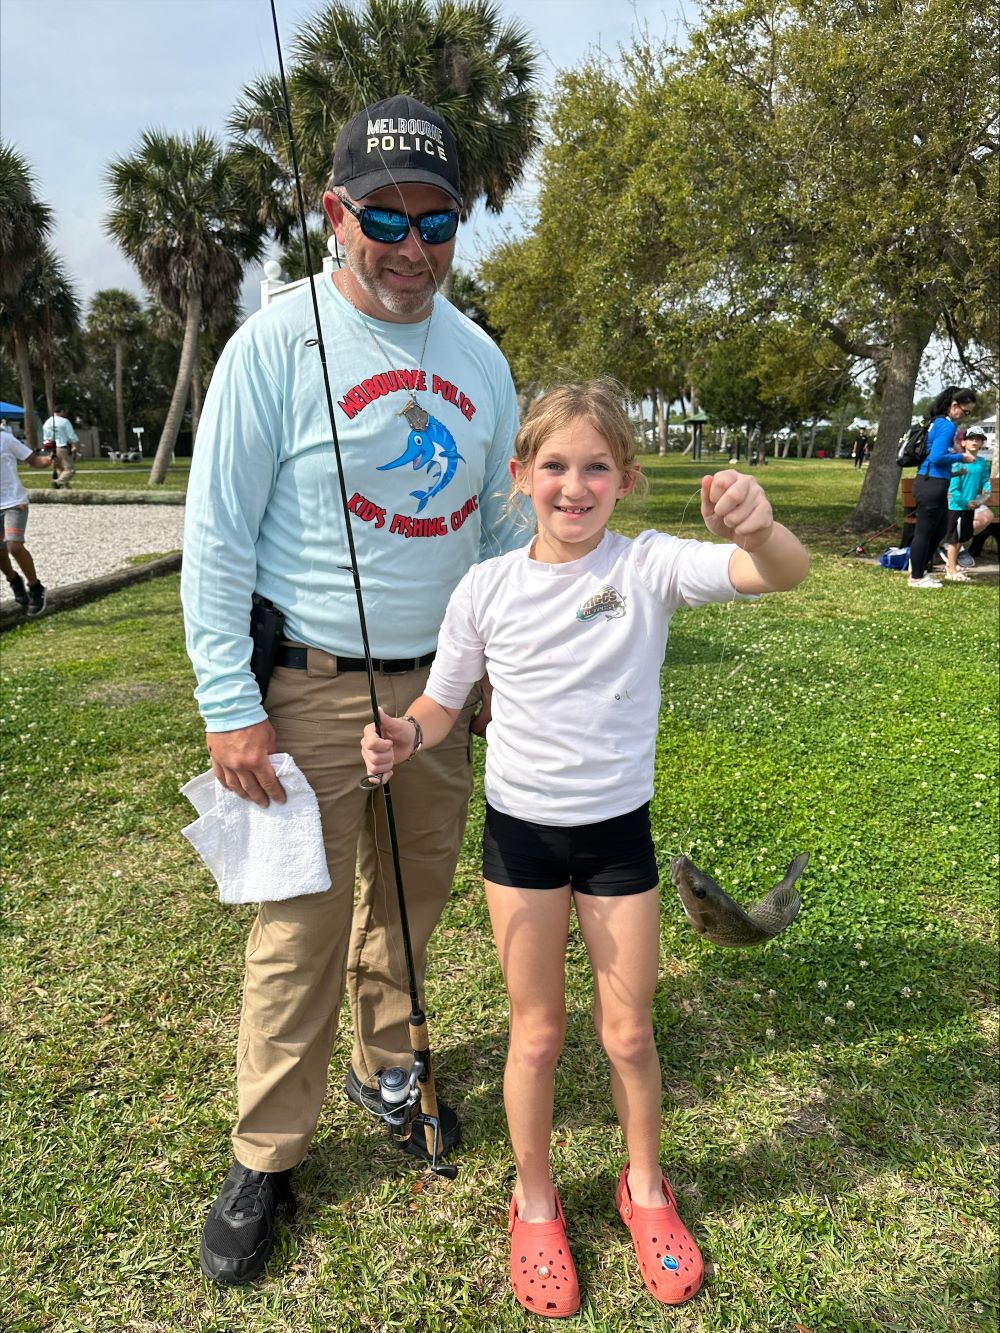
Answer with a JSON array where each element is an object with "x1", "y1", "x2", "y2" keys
[{"x1": 399, "y1": 396, "x2": 429, "y2": 431}]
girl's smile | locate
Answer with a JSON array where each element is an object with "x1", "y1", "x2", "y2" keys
[{"x1": 511, "y1": 419, "x2": 636, "y2": 563}]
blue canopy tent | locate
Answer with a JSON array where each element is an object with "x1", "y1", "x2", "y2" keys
[{"x1": 0, "y1": 401, "x2": 26, "y2": 418}]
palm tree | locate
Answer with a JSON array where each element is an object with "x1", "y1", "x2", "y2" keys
[
  {"x1": 87, "y1": 290, "x2": 145, "y2": 453},
  {"x1": 0, "y1": 142, "x2": 53, "y2": 299},
  {"x1": 32, "y1": 247, "x2": 82, "y2": 418},
  {"x1": 228, "y1": 0, "x2": 540, "y2": 228},
  {"x1": 105, "y1": 129, "x2": 265, "y2": 483},
  {"x1": 0, "y1": 244, "x2": 80, "y2": 448}
]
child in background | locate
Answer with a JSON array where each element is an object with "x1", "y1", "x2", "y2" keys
[
  {"x1": 361, "y1": 380, "x2": 810, "y2": 1317},
  {"x1": 0, "y1": 422, "x2": 50, "y2": 615},
  {"x1": 943, "y1": 426, "x2": 991, "y2": 582}
]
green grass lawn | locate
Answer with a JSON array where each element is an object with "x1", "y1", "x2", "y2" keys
[
  {"x1": 33, "y1": 449, "x2": 883, "y2": 523},
  {"x1": 44, "y1": 456, "x2": 192, "y2": 493},
  {"x1": 2, "y1": 462, "x2": 997, "y2": 1332}
]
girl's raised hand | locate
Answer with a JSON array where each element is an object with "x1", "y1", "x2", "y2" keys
[
  {"x1": 360, "y1": 708, "x2": 416, "y2": 785},
  {"x1": 700, "y1": 470, "x2": 774, "y2": 551}
]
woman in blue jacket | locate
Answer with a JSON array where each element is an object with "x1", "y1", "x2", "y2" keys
[{"x1": 909, "y1": 386, "x2": 979, "y2": 587}]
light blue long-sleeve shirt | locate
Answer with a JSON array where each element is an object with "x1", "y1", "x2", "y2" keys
[
  {"x1": 181, "y1": 279, "x2": 528, "y2": 732},
  {"x1": 42, "y1": 414, "x2": 78, "y2": 447}
]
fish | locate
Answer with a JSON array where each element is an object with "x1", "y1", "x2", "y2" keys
[
  {"x1": 670, "y1": 852, "x2": 809, "y2": 947},
  {"x1": 377, "y1": 411, "x2": 464, "y2": 514}
]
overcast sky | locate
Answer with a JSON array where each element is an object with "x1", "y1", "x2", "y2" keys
[{"x1": 1, "y1": 0, "x2": 689, "y2": 316}]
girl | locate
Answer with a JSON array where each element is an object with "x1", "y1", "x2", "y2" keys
[
  {"x1": 361, "y1": 380, "x2": 810, "y2": 1317},
  {"x1": 908, "y1": 385, "x2": 979, "y2": 588}
]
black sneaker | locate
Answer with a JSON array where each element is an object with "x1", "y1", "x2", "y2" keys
[
  {"x1": 199, "y1": 1162, "x2": 295, "y2": 1285},
  {"x1": 344, "y1": 1066, "x2": 461, "y2": 1161},
  {"x1": 26, "y1": 583, "x2": 46, "y2": 617},
  {"x1": 7, "y1": 574, "x2": 28, "y2": 607}
]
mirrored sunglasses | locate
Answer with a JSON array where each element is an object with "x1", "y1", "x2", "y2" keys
[{"x1": 339, "y1": 196, "x2": 459, "y2": 245}]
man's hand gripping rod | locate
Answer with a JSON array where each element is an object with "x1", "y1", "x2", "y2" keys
[{"x1": 269, "y1": 0, "x2": 456, "y2": 1180}]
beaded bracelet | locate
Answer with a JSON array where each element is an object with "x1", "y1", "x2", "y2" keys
[{"x1": 401, "y1": 713, "x2": 423, "y2": 756}]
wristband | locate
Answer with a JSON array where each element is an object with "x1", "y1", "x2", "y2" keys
[{"x1": 401, "y1": 714, "x2": 423, "y2": 756}]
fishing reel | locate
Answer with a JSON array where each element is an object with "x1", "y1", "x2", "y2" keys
[{"x1": 361, "y1": 1061, "x2": 457, "y2": 1179}]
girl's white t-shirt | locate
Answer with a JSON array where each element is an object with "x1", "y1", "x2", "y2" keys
[{"x1": 424, "y1": 528, "x2": 752, "y2": 826}]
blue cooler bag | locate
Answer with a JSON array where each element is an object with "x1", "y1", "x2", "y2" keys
[{"x1": 878, "y1": 546, "x2": 910, "y2": 570}]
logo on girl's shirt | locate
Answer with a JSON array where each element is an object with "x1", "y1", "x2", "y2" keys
[{"x1": 576, "y1": 586, "x2": 627, "y2": 622}]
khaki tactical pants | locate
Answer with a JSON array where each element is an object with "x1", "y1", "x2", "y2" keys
[
  {"x1": 54, "y1": 447, "x2": 76, "y2": 485},
  {"x1": 231, "y1": 649, "x2": 476, "y2": 1172}
]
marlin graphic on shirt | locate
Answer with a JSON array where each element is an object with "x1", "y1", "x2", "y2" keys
[{"x1": 377, "y1": 398, "x2": 464, "y2": 513}]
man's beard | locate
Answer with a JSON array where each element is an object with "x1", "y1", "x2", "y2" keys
[{"x1": 344, "y1": 232, "x2": 446, "y2": 319}]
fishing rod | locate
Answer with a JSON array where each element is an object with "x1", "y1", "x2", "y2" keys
[{"x1": 268, "y1": 0, "x2": 456, "y2": 1180}]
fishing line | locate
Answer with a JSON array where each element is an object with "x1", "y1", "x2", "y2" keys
[
  {"x1": 268, "y1": 0, "x2": 454, "y2": 1174},
  {"x1": 263, "y1": 6, "x2": 741, "y2": 1040}
]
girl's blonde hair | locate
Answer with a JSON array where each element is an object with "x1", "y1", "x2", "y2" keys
[{"x1": 510, "y1": 378, "x2": 649, "y2": 504}]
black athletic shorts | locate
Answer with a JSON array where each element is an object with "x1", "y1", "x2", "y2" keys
[
  {"x1": 482, "y1": 801, "x2": 659, "y2": 896},
  {"x1": 944, "y1": 509, "x2": 974, "y2": 545}
]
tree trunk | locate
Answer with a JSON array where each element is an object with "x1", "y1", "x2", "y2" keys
[
  {"x1": 844, "y1": 317, "x2": 935, "y2": 531},
  {"x1": 655, "y1": 389, "x2": 667, "y2": 455},
  {"x1": 148, "y1": 294, "x2": 201, "y2": 485},
  {"x1": 114, "y1": 339, "x2": 127, "y2": 452},
  {"x1": 805, "y1": 418, "x2": 817, "y2": 458},
  {"x1": 13, "y1": 332, "x2": 38, "y2": 450}
]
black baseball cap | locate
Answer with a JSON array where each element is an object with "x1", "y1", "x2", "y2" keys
[{"x1": 333, "y1": 95, "x2": 462, "y2": 207}]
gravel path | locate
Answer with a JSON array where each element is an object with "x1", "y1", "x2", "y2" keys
[{"x1": 0, "y1": 504, "x2": 185, "y2": 605}]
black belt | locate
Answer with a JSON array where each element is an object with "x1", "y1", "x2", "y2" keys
[{"x1": 276, "y1": 645, "x2": 435, "y2": 673}]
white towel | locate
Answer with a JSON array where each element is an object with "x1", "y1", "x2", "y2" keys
[{"x1": 180, "y1": 753, "x2": 331, "y2": 904}]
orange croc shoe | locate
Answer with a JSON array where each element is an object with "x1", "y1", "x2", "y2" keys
[
  {"x1": 616, "y1": 1164, "x2": 704, "y2": 1305},
  {"x1": 508, "y1": 1191, "x2": 581, "y2": 1318}
]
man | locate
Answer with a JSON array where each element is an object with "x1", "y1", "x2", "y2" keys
[
  {"x1": 851, "y1": 426, "x2": 870, "y2": 469},
  {"x1": 42, "y1": 405, "x2": 78, "y2": 488},
  {"x1": 182, "y1": 95, "x2": 527, "y2": 1285},
  {"x1": 1, "y1": 422, "x2": 49, "y2": 616}
]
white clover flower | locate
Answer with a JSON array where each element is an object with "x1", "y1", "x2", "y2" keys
[
  {"x1": 817, "y1": 980, "x2": 828, "y2": 991},
  {"x1": 859, "y1": 960, "x2": 869, "y2": 969},
  {"x1": 846, "y1": 1000, "x2": 855, "y2": 1011},
  {"x1": 765, "y1": 1028, "x2": 776, "y2": 1040},
  {"x1": 112, "y1": 870, "x2": 123, "y2": 879},
  {"x1": 768, "y1": 989, "x2": 776, "y2": 999},
  {"x1": 753, "y1": 993, "x2": 762, "y2": 1002},
  {"x1": 901, "y1": 986, "x2": 912, "y2": 998},
  {"x1": 824, "y1": 1016, "x2": 835, "y2": 1026}
]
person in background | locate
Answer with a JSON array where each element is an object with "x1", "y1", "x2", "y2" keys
[
  {"x1": 907, "y1": 386, "x2": 978, "y2": 588},
  {"x1": 42, "y1": 405, "x2": 79, "y2": 489},
  {"x1": 941, "y1": 427, "x2": 991, "y2": 582},
  {"x1": 968, "y1": 431, "x2": 1000, "y2": 563},
  {"x1": 0, "y1": 422, "x2": 49, "y2": 615},
  {"x1": 851, "y1": 427, "x2": 870, "y2": 469}
]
